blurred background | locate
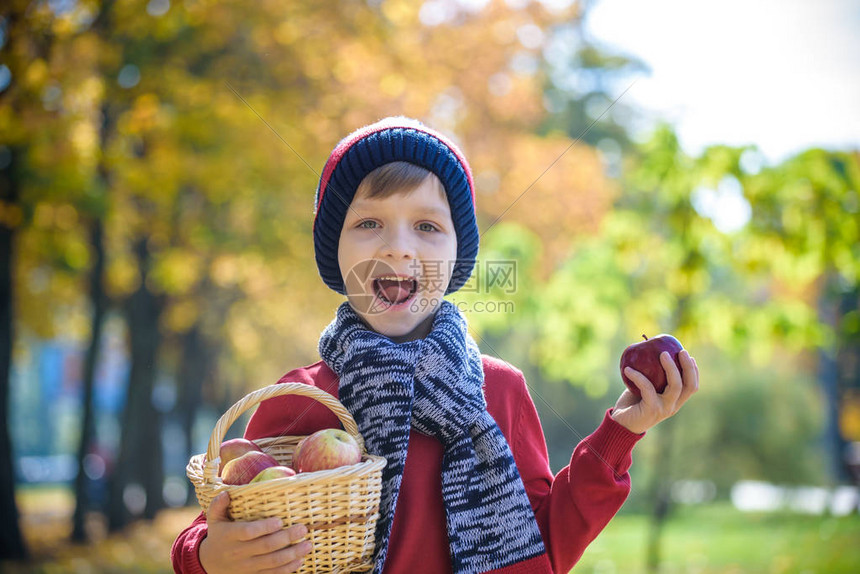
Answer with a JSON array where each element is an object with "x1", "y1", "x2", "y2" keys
[{"x1": 1, "y1": 0, "x2": 859, "y2": 572}]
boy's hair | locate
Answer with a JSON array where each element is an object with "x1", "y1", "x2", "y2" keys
[
  {"x1": 356, "y1": 161, "x2": 440, "y2": 200},
  {"x1": 313, "y1": 117, "x2": 479, "y2": 295}
]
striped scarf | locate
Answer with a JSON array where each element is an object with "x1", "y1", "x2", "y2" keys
[{"x1": 318, "y1": 300, "x2": 547, "y2": 573}]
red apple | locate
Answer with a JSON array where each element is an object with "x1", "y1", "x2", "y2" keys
[
  {"x1": 218, "y1": 438, "x2": 263, "y2": 473},
  {"x1": 620, "y1": 334, "x2": 684, "y2": 397},
  {"x1": 293, "y1": 429, "x2": 361, "y2": 473},
  {"x1": 221, "y1": 451, "x2": 279, "y2": 485},
  {"x1": 250, "y1": 465, "x2": 296, "y2": 483}
]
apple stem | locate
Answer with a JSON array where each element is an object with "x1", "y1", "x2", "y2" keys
[{"x1": 642, "y1": 334, "x2": 648, "y2": 341}]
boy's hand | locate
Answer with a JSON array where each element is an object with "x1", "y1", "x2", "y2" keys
[
  {"x1": 199, "y1": 492, "x2": 312, "y2": 574},
  {"x1": 611, "y1": 349, "x2": 699, "y2": 435}
]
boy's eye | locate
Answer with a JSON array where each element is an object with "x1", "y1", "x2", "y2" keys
[
  {"x1": 357, "y1": 220, "x2": 378, "y2": 229},
  {"x1": 417, "y1": 222, "x2": 438, "y2": 232}
]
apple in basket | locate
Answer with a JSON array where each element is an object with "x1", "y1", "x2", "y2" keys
[
  {"x1": 293, "y1": 429, "x2": 362, "y2": 473},
  {"x1": 217, "y1": 438, "x2": 263, "y2": 473},
  {"x1": 251, "y1": 465, "x2": 297, "y2": 483},
  {"x1": 221, "y1": 451, "x2": 279, "y2": 485}
]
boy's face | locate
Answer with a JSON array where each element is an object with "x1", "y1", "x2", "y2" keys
[{"x1": 338, "y1": 174, "x2": 457, "y2": 343}]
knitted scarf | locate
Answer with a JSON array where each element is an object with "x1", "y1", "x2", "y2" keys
[{"x1": 318, "y1": 300, "x2": 547, "y2": 573}]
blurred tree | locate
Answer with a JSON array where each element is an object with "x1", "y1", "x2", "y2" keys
[
  {"x1": 70, "y1": 0, "x2": 116, "y2": 542},
  {"x1": 739, "y1": 149, "x2": 860, "y2": 482},
  {"x1": 490, "y1": 124, "x2": 838, "y2": 570},
  {"x1": 0, "y1": 0, "x2": 63, "y2": 558}
]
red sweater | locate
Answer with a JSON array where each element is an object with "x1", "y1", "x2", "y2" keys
[{"x1": 171, "y1": 355, "x2": 643, "y2": 574}]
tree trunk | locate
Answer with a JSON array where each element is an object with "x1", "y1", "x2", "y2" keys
[
  {"x1": 175, "y1": 323, "x2": 208, "y2": 504},
  {"x1": 645, "y1": 417, "x2": 675, "y2": 573},
  {"x1": 644, "y1": 254, "x2": 690, "y2": 572},
  {"x1": 819, "y1": 274, "x2": 852, "y2": 483},
  {"x1": 71, "y1": 218, "x2": 107, "y2": 542},
  {"x1": 0, "y1": 145, "x2": 27, "y2": 559},
  {"x1": 107, "y1": 238, "x2": 165, "y2": 531},
  {"x1": 71, "y1": 99, "x2": 114, "y2": 543}
]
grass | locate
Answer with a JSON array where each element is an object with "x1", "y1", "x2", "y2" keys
[
  {"x1": 574, "y1": 503, "x2": 860, "y2": 574},
  {"x1": 3, "y1": 485, "x2": 200, "y2": 574},
  {"x1": 4, "y1": 488, "x2": 858, "y2": 573}
]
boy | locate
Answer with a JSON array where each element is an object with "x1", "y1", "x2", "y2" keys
[{"x1": 171, "y1": 117, "x2": 699, "y2": 574}]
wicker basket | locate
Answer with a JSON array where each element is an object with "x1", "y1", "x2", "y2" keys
[{"x1": 186, "y1": 383, "x2": 386, "y2": 573}]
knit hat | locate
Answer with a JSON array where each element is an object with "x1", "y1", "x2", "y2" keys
[{"x1": 313, "y1": 117, "x2": 479, "y2": 295}]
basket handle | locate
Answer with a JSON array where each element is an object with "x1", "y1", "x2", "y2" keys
[{"x1": 205, "y1": 383, "x2": 364, "y2": 465}]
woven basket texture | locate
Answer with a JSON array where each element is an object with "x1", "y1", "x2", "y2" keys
[{"x1": 187, "y1": 383, "x2": 386, "y2": 573}]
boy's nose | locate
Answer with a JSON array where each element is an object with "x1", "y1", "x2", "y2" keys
[{"x1": 379, "y1": 226, "x2": 415, "y2": 260}]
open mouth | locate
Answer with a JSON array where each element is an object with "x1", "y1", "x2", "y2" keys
[{"x1": 372, "y1": 275, "x2": 418, "y2": 307}]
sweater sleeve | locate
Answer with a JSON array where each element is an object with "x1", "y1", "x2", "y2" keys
[
  {"x1": 170, "y1": 511, "x2": 209, "y2": 574},
  {"x1": 512, "y1": 380, "x2": 644, "y2": 573}
]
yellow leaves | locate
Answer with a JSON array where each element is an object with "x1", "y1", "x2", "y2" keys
[
  {"x1": 238, "y1": 255, "x2": 275, "y2": 297},
  {"x1": 492, "y1": 18, "x2": 519, "y2": 44},
  {"x1": 164, "y1": 299, "x2": 200, "y2": 334},
  {"x1": 228, "y1": 304, "x2": 263, "y2": 360},
  {"x1": 624, "y1": 290, "x2": 677, "y2": 339},
  {"x1": 275, "y1": 20, "x2": 302, "y2": 46},
  {"x1": 69, "y1": 119, "x2": 98, "y2": 166},
  {"x1": 210, "y1": 254, "x2": 240, "y2": 288},
  {"x1": 380, "y1": 73, "x2": 407, "y2": 97},
  {"x1": 125, "y1": 93, "x2": 164, "y2": 135},
  {"x1": 333, "y1": 57, "x2": 363, "y2": 85},
  {"x1": 210, "y1": 253, "x2": 274, "y2": 296},
  {"x1": 0, "y1": 200, "x2": 24, "y2": 229},
  {"x1": 107, "y1": 255, "x2": 140, "y2": 298},
  {"x1": 151, "y1": 249, "x2": 204, "y2": 296},
  {"x1": 382, "y1": 0, "x2": 418, "y2": 26},
  {"x1": 840, "y1": 390, "x2": 860, "y2": 441},
  {"x1": 60, "y1": 237, "x2": 90, "y2": 271},
  {"x1": 471, "y1": 132, "x2": 614, "y2": 276},
  {"x1": 666, "y1": 265, "x2": 711, "y2": 298},
  {"x1": 24, "y1": 59, "x2": 49, "y2": 90}
]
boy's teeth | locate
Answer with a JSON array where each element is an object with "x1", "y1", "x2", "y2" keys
[{"x1": 374, "y1": 277, "x2": 417, "y2": 305}]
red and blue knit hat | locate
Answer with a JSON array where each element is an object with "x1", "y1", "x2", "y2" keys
[{"x1": 313, "y1": 116, "x2": 479, "y2": 295}]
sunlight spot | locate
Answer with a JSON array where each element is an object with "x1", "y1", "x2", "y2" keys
[
  {"x1": 517, "y1": 23, "x2": 544, "y2": 50},
  {"x1": 739, "y1": 148, "x2": 766, "y2": 175},
  {"x1": 488, "y1": 73, "x2": 512, "y2": 97},
  {"x1": 83, "y1": 453, "x2": 106, "y2": 480},
  {"x1": 147, "y1": 0, "x2": 170, "y2": 17},
  {"x1": 123, "y1": 483, "x2": 147, "y2": 516},
  {"x1": 692, "y1": 176, "x2": 751, "y2": 233},
  {"x1": 419, "y1": 0, "x2": 456, "y2": 26},
  {"x1": 163, "y1": 477, "x2": 188, "y2": 507},
  {"x1": 118, "y1": 65, "x2": 140, "y2": 89}
]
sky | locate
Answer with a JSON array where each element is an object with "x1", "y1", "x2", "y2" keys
[{"x1": 584, "y1": 0, "x2": 860, "y2": 164}]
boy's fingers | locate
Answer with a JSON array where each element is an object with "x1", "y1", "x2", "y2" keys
[
  {"x1": 248, "y1": 524, "x2": 308, "y2": 556},
  {"x1": 252, "y1": 540, "x2": 312, "y2": 571},
  {"x1": 667, "y1": 350, "x2": 685, "y2": 391},
  {"x1": 261, "y1": 556, "x2": 306, "y2": 574},
  {"x1": 675, "y1": 353, "x2": 700, "y2": 409},
  {"x1": 679, "y1": 350, "x2": 696, "y2": 381},
  {"x1": 661, "y1": 352, "x2": 683, "y2": 397},
  {"x1": 624, "y1": 366, "x2": 658, "y2": 405},
  {"x1": 686, "y1": 355, "x2": 700, "y2": 390},
  {"x1": 284, "y1": 523, "x2": 308, "y2": 543},
  {"x1": 236, "y1": 516, "x2": 285, "y2": 542},
  {"x1": 207, "y1": 492, "x2": 231, "y2": 523}
]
